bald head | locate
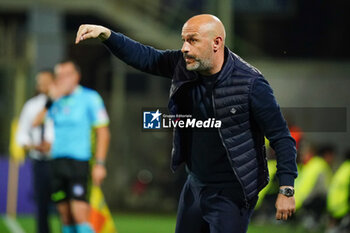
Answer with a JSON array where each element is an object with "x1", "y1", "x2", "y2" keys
[
  {"x1": 181, "y1": 14, "x2": 226, "y2": 75},
  {"x1": 184, "y1": 14, "x2": 226, "y2": 44}
]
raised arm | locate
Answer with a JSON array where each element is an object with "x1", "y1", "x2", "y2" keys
[{"x1": 75, "y1": 24, "x2": 181, "y2": 78}]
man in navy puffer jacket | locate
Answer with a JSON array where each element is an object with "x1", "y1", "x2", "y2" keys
[{"x1": 76, "y1": 14, "x2": 297, "y2": 233}]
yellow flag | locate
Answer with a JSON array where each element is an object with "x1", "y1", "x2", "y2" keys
[
  {"x1": 89, "y1": 185, "x2": 117, "y2": 233},
  {"x1": 9, "y1": 118, "x2": 25, "y2": 163}
]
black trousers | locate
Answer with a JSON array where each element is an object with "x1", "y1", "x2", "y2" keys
[
  {"x1": 32, "y1": 159, "x2": 52, "y2": 233},
  {"x1": 175, "y1": 176, "x2": 258, "y2": 233}
]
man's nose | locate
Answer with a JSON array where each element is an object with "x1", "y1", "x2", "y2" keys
[{"x1": 181, "y1": 42, "x2": 190, "y2": 54}]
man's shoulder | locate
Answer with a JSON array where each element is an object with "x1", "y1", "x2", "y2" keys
[
  {"x1": 230, "y1": 52, "x2": 263, "y2": 77},
  {"x1": 164, "y1": 49, "x2": 182, "y2": 58},
  {"x1": 165, "y1": 49, "x2": 184, "y2": 71}
]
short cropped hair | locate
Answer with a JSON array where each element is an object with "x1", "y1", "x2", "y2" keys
[
  {"x1": 317, "y1": 145, "x2": 336, "y2": 157},
  {"x1": 56, "y1": 59, "x2": 81, "y2": 74},
  {"x1": 38, "y1": 68, "x2": 54, "y2": 75}
]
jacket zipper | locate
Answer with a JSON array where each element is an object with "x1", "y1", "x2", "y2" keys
[{"x1": 211, "y1": 92, "x2": 250, "y2": 209}]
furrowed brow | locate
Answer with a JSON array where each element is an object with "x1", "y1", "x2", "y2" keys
[{"x1": 182, "y1": 33, "x2": 199, "y2": 39}]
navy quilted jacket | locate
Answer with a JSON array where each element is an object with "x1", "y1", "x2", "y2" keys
[{"x1": 104, "y1": 31, "x2": 298, "y2": 203}]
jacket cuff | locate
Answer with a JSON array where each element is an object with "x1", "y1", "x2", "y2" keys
[
  {"x1": 102, "y1": 31, "x2": 123, "y2": 51},
  {"x1": 278, "y1": 174, "x2": 295, "y2": 187}
]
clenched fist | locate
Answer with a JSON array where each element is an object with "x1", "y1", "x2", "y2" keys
[{"x1": 75, "y1": 24, "x2": 111, "y2": 44}]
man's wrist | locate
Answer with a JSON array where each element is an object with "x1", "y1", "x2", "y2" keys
[
  {"x1": 45, "y1": 98, "x2": 54, "y2": 109},
  {"x1": 99, "y1": 27, "x2": 111, "y2": 41},
  {"x1": 279, "y1": 186, "x2": 295, "y2": 197},
  {"x1": 95, "y1": 159, "x2": 105, "y2": 166},
  {"x1": 280, "y1": 185, "x2": 294, "y2": 189}
]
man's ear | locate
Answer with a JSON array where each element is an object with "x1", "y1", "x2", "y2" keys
[{"x1": 213, "y1": 36, "x2": 223, "y2": 52}]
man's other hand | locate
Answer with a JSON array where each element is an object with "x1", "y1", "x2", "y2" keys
[{"x1": 275, "y1": 187, "x2": 296, "y2": 220}]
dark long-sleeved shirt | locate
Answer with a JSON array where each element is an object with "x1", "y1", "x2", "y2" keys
[{"x1": 186, "y1": 73, "x2": 239, "y2": 186}]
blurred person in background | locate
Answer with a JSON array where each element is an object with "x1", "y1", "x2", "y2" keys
[
  {"x1": 286, "y1": 116, "x2": 304, "y2": 165},
  {"x1": 295, "y1": 143, "x2": 334, "y2": 230},
  {"x1": 252, "y1": 138, "x2": 279, "y2": 221},
  {"x1": 327, "y1": 150, "x2": 350, "y2": 233},
  {"x1": 16, "y1": 70, "x2": 55, "y2": 233},
  {"x1": 37, "y1": 60, "x2": 110, "y2": 233},
  {"x1": 75, "y1": 14, "x2": 298, "y2": 233}
]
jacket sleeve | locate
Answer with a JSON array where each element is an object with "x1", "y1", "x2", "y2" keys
[
  {"x1": 250, "y1": 77, "x2": 298, "y2": 186},
  {"x1": 103, "y1": 31, "x2": 182, "y2": 78}
]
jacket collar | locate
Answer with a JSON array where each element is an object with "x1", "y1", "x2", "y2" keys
[
  {"x1": 216, "y1": 47, "x2": 235, "y2": 83},
  {"x1": 174, "y1": 47, "x2": 235, "y2": 83}
]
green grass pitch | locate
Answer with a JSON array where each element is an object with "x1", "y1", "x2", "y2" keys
[{"x1": 0, "y1": 213, "x2": 319, "y2": 233}]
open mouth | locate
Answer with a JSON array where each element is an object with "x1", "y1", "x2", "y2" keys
[
  {"x1": 185, "y1": 57, "x2": 197, "y2": 64},
  {"x1": 185, "y1": 58, "x2": 194, "y2": 63}
]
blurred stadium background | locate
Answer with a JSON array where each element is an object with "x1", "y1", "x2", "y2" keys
[{"x1": 0, "y1": 0, "x2": 349, "y2": 233}]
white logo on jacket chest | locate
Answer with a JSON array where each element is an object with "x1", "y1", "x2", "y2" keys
[{"x1": 230, "y1": 107, "x2": 237, "y2": 114}]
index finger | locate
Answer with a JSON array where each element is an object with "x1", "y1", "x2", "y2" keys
[
  {"x1": 75, "y1": 25, "x2": 88, "y2": 44},
  {"x1": 275, "y1": 210, "x2": 282, "y2": 220}
]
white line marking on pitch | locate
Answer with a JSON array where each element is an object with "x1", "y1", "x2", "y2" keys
[{"x1": 3, "y1": 215, "x2": 26, "y2": 233}]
